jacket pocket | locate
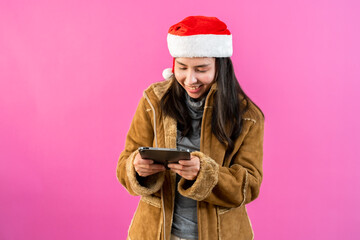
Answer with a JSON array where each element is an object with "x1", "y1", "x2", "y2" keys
[
  {"x1": 218, "y1": 206, "x2": 254, "y2": 240},
  {"x1": 128, "y1": 197, "x2": 162, "y2": 240},
  {"x1": 140, "y1": 195, "x2": 161, "y2": 208}
]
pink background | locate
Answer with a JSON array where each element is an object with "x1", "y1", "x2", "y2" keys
[{"x1": 1, "y1": 0, "x2": 359, "y2": 239}]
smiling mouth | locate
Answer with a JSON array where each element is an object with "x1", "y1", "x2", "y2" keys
[{"x1": 186, "y1": 85, "x2": 202, "y2": 90}]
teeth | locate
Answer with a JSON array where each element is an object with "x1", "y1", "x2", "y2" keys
[{"x1": 187, "y1": 85, "x2": 200, "y2": 90}]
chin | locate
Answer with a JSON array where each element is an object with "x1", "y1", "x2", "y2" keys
[{"x1": 187, "y1": 92, "x2": 203, "y2": 99}]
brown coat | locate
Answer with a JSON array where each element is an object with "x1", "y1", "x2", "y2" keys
[{"x1": 116, "y1": 79, "x2": 264, "y2": 240}]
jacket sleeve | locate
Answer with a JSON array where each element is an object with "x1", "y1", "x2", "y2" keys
[
  {"x1": 177, "y1": 113, "x2": 264, "y2": 208},
  {"x1": 116, "y1": 95, "x2": 165, "y2": 196}
]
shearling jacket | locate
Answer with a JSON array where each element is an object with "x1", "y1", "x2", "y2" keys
[{"x1": 116, "y1": 79, "x2": 264, "y2": 240}]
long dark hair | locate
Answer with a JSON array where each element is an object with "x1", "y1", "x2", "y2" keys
[{"x1": 160, "y1": 57, "x2": 263, "y2": 153}]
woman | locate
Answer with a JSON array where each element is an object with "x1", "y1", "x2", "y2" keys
[{"x1": 116, "y1": 16, "x2": 264, "y2": 240}]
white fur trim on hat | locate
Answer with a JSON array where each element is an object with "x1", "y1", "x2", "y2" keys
[
  {"x1": 162, "y1": 68, "x2": 173, "y2": 79},
  {"x1": 167, "y1": 33, "x2": 233, "y2": 57}
]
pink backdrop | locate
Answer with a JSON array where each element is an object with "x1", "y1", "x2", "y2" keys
[{"x1": 1, "y1": 0, "x2": 359, "y2": 239}]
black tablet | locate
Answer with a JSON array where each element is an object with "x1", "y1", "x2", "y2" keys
[{"x1": 138, "y1": 147, "x2": 191, "y2": 166}]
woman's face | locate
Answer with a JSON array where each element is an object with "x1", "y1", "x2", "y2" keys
[{"x1": 174, "y1": 57, "x2": 216, "y2": 99}]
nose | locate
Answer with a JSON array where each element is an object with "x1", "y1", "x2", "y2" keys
[{"x1": 185, "y1": 70, "x2": 197, "y2": 85}]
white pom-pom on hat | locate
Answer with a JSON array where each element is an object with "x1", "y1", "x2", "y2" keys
[{"x1": 162, "y1": 68, "x2": 173, "y2": 79}]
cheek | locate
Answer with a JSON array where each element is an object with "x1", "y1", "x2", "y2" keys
[
  {"x1": 174, "y1": 72, "x2": 185, "y2": 83},
  {"x1": 203, "y1": 72, "x2": 216, "y2": 84}
]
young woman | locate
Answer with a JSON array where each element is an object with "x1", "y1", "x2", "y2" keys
[{"x1": 116, "y1": 16, "x2": 264, "y2": 240}]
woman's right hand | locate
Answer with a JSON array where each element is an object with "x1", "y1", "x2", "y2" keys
[{"x1": 133, "y1": 153, "x2": 166, "y2": 177}]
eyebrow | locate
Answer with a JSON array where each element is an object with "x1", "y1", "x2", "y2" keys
[{"x1": 176, "y1": 60, "x2": 211, "y2": 68}]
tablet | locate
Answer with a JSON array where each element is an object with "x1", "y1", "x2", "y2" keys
[{"x1": 138, "y1": 147, "x2": 191, "y2": 166}]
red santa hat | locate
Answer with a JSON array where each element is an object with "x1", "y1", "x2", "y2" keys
[{"x1": 162, "y1": 16, "x2": 233, "y2": 79}]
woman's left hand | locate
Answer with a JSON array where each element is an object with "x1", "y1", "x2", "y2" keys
[{"x1": 168, "y1": 155, "x2": 200, "y2": 180}]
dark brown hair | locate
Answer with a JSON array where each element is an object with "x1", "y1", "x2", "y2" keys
[{"x1": 160, "y1": 57, "x2": 263, "y2": 153}]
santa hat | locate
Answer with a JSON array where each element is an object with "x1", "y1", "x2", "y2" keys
[{"x1": 162, "y1": 16, "x2": 233, "y2": 79}]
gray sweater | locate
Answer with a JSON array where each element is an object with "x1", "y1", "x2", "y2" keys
[{"x1": 171, "y1": 93, "x2": 205, "y2": 240}]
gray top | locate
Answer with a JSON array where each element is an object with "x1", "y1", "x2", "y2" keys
[{"x1": 171, "y1": 93, "x2": 205, "y2": 240}]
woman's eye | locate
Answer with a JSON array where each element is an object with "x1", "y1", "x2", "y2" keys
[
  {"x1": 179, "y1": 67, "x2": 187, "y2": 70},
  {"x1": 196, "y1": 69, "x2": 207, "y2": 73}
]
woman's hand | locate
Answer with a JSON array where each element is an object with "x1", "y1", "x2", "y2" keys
[
  {"x1": 133, "y1": 153, "x2": 166, "y2": 177},
  {"x1": 168, "y1": 155, "x2": 200, "y2": 180}
]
